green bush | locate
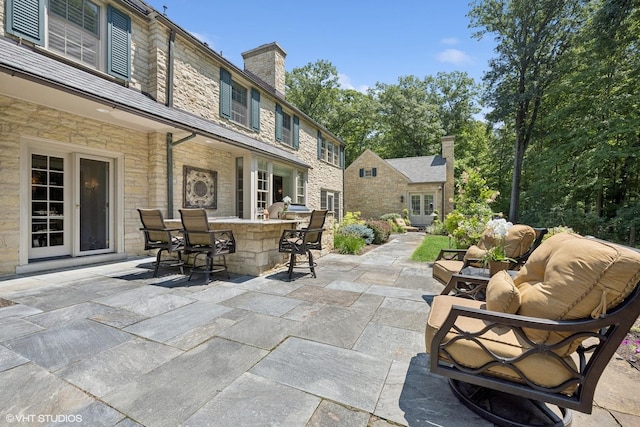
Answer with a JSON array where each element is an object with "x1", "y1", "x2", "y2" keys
[
  {"x1": 380, "y1": 213, "x2": 404, "y2": 233},
  {"x1": 340, "y1": 224, "x2": 375, "y2": 244},
  {"x1": 334, "y1": 233, "x2": 366, "y2": 254},
  {"x1": 365, "y1": 220, "x2": 391, "y2": 244}
]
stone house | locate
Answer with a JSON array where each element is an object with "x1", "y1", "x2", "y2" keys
[
  {"x1": 344, "y1": 136, "x2": 454, "y2": 227},
  {"x1": 0, "y1": 0, "x2": 344, "y2": 275}
]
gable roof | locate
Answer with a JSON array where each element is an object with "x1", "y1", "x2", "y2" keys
[
  {"x1": 385, "y1": 155, "x2": 447, "y2": 183},
  {"x1": 0, "y1": 38, "x2": 310, "y2": 168}
]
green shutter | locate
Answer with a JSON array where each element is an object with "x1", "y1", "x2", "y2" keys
[
  {"x1": 292, "y1": 116, "x2": 300, "y2": 150},
  {"x1": 220, "y1": 68, "x2": 232, "y2": 119},
  {"x1": 107, "y1": 6, "x2": 131, "y2": 80},
  {"x1": 359, "y1": 168, "x2": 364, "y2": 178},
  {"x1": 275, "y1": 104, "x2": 283, "y2": 141},
  {"x1": 372, "y1": 167, "x2": 377, "y2": 177},
  {"x1": 7, "y1": 0, "x2": 44, "y2": 45},
  {"x1": 317, "y1": 131, "x2": 322, "y2": 159},
  {"x1": 250, "y1": 88, "x2": 260, "y2": 131},
  {"x1": 339, "y1": 145, "x2": 345, "y2": 168}
]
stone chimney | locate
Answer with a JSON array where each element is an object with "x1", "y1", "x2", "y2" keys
[
  {"x1": 441, "y1": 136, "x2": 455, "y2": 218},
  {"x1": 241, "y1": 42, "x2": 287, "y2": 98}
]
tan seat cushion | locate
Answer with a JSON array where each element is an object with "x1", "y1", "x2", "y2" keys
[
  {"x1": 486, "y1": 270, "x2": 521, "y2": 314},
  {"x1": 515, "y1": 233, "x2": 640, "y2": 355},
  {"x1": 425, "y1": 295, "x2": 578, "y2": 393},
  {"x1": 503, "y1": 224, "x2": 536, "y2": 258},
  {"x1": 432, "y1": 260, "x2": 464, "y2": 285}
]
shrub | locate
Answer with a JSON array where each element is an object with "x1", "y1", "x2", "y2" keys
[
  {"x1": 340, "y1": 224, "x2": 375, "y2": 244},
  {"x1": 380, "y1": 213, "x2": 404, "y2": 233},
  {"x1": 365, "y1": 220, "x2": 391, "y2": 244},
  {"x1": 339, "y1": 211, "x2": 365, "y2": 229},
  {"x1": 334, "y1": 233, "x2": 366, "y2": 254}
]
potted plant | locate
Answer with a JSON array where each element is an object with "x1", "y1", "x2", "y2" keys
[{"x1": 482, "y1": 218, "x2": 516, "y2": 276}]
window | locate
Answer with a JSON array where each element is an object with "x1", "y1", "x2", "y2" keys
[
  {"x1": 321, "y1": 189, "x2": 340, "y2": 221},
  {"x1": 317, "y1": 132, "x2": 344, "y2": 167},
  {"x1": 256, "y1": 159, "x2": 269, "y2": 212},
  {"x1": 231, "y1": 81, "x2": 248, "y2": 126},
  {"x1": 6, "y1": 0, "x2": 131, "y2": 79},
  {"x1": 296, "y1": 171, "x2": 305, "y2": 204},
  {"x1": 359, "y1": 168, "x2": 377, "y2": 177},
  {"x1": 49, "y1": 0, "x2": 99, "y2": 67},
  {"x1": 275, "y1": 104, "x2": 299, "y2": 148},
  {"x1": 220, "y1": 68, "x2": 260, "y2": 129},
  {"x1": 282, "y1": 113, "x2": 291, "y2": 146}
]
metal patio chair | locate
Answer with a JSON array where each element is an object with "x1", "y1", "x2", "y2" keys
[
  {"x1": 278, "y1": 209, "x2": 328, "y2": 279},
  {"x1": 137, "y1": 208, "x2": 185, "y2": 277}
]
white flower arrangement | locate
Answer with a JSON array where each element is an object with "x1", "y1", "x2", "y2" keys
[{"x1": 486, "y1": 218, "x2": 513, "y2": 239}]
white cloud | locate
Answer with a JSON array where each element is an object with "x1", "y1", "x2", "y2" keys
[
  {"x1": 437, "y1": 49, "x2": 473, "y2": 65},
  {"x1": 338, "y1": 73, "x2": 369, "y2": 93},
  {"x1": 441, "y1": 37, "x2": 459, "y2": 45},
  {"x1": 190, "y1": 31, "x2": 216, "y2": 50}
]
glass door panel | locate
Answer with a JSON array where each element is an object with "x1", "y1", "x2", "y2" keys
[
  {"x1": 79, "y1": 158, "x2": 110, "y2": 252},
  {"x1": 30, "y1": 154, "x2": 69, "y2": 257}
]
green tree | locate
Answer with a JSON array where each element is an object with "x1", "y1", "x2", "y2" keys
[
  {"x1": 469, "y1": 0, "x2": 586, "y2": 222},
  {"x1": 373, "y1": 76, "x2": 445, "y2": 158},
  {"x1": 285, "y1": 59, "x2": 340, "y2": 128}
]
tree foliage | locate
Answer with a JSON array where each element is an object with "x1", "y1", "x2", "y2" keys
[{"x1": 469, "y1": 0, "x2": 586, "y2": 221}]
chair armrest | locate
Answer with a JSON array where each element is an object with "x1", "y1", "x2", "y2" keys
[
  {"x1": 435, "y1": 249, "x2": 467, "y2": 261},
  {"x1": 140, "y1": 227, "x2": 183, "y2": 232},
  {"x1": 441, "y1": 273, "x2": 490, "y2": 299}
]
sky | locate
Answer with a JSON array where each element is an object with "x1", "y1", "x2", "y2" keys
[{"x1": 144, "y1": 0, "x2": 497, "y2": 93}]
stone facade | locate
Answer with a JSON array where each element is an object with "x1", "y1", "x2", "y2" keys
[{"x1": 0, "y1": 0, "x2": 342, "y2": 276}]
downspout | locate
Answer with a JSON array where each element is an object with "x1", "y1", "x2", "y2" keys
[
  {"x1": 166, "y1": 29, "x2": 175, "y2": 107},
  {"x1": 167, "y1": 132, "x2": 196, "y2": 218}
]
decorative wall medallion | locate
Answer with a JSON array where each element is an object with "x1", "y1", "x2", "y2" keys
[{"x1": 183, "y1": 166, "x2": 217, "y2": 209}]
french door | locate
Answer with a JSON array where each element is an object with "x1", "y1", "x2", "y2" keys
[
  {"x1": 29, "y1": 150, "x2": 113, "y2": 260},
  {"x1": 408, "y1": 193, "x2": 435, "y2": 226}
]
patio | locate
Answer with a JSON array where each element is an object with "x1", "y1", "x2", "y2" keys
[{"x1": 0, "y1": 233, "x2": 638, "y2": 426}]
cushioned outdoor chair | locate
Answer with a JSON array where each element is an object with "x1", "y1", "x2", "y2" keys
[
  {"x1": 137, "y1": 208, "x2": 185, "y2": 277},
  {"x1": 433, "y1": 225, "x2": 545, "y2": 286},
  {"x1": 394, "y1": 217, "x2": 419, "y2": 232},
  {"x1": 179, "y1": 208, "x2": 236, "y2": 284},
  {"x1": 426, "y1": 233, "x2": 640, "y2": 427},
  {"x1": 278, "y1": 209, "x2": 328, "y2": 280}
]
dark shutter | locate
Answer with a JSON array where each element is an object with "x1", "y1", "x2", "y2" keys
[
  {"x1": 317, "y1": 131, "x2": 322, "y2": 160},
  {"x1": 7, "y1": 0, "x2": 44, "y2": 45},
  {"x1": 292, "y1": 116, "x2": 300, "y2": 150},
  {"x1": 275, "y1": 104, "x2": 283, "y2": 141},
  {"x1": 372, "y1": 167, "x2": 377, "y2": 177},
  {"x1": 219, "y1": 68, "x2": 232, "y2": 119},
  {"x1": 339, "y1": 146, "x2": 345, "y2": 168},
  {"x1": 107, "y1": 6, "x2": 131, "y2": 80},
  {"x1": 359, "y1": 168, "x2": 364, "y2": 178},
  {"x1": 250, "y1": 88, "x2": 260, "y2": 131}
]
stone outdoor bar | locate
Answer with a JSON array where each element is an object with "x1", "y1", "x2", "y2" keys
[{"x1": 164, "y1": 214, "x2": 334, "y2": 276}]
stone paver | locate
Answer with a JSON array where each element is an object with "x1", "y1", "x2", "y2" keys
[{"x1": 0, "y1": 232, "x2": 637, "y2": 427}]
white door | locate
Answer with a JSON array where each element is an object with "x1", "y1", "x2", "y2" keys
[
  {"x1": 28, "y1": 151, "x2": 114, "y2": 260},
  {"x1": 408, "y1": 193, "x2": 435, "y2": 226}
]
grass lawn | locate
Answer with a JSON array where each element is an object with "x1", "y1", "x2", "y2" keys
[{"x1": 410, "y1": 234, "x2": 452, "y2": 262}]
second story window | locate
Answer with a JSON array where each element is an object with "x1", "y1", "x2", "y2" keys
[
  {"x1": 231, "y1": 81, "x2": 248, "y2": 126},
  {"x1": 220, "y1": 68, "x2": 260, "y2": 130},
  {"x1": 49, "y1": 0, "x2": 100, "y2": 68},
  {"x1": 275, "y1": 104, "x2": 299, "y2": 149},
  {"x1": 317, "y1": 132, "x2": 343, "y2": 167},
  {"x1": 6, "y1": 0, "x2": 131, "y2": 80}
]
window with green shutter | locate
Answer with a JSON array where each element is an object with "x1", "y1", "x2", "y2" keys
[{"x1": 6, "y1": 0, "x2": 44, "y2": 45}]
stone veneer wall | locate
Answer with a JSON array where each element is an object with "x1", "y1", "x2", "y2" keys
[
  {"x1": 0, "y1": 95, "x2": 152, "y2": 274},
  {"x1": 344, "y1": 150, "x2": 407, "y2": 219}
]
